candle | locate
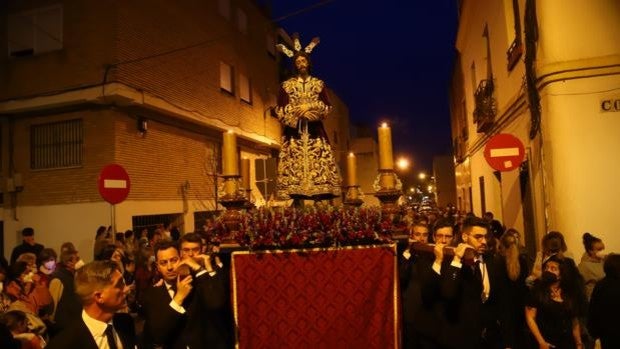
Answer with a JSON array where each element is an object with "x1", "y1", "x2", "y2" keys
[
  {"x1": 222, "y1": 130, "x2": 239, "y2": 176},
  {"x1": 241, "y1": 158, "x2": 251, "y2": 189},
  {"x1": 347, "y1": 152, "x2": 357, "y2": 186},
  {"x1": 378, "y1": 123, "x2": 393, "y2": 170}
]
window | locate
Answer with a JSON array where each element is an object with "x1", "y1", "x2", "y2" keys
[
  {"x1": 8, "y1": 5, "x2": 63, "y2": 57},
  {"x1": 239, "y1": 72, "x2": 252, "y2": 104},
  {"x1": 218, "y1": 0, "x2": 230, "y2": 20},
  {"x1": 31, "y1": 119, "x2": 83, "y2": 170},
  {"x1": 237, "y1": 8, "x2": 247, "y2": 34},
  {"x1": 482, "y1": 23, "x2": 493, "y2": 79},
  {"x1": 504, "y1": 0, "x2": 523, "y2": 70},
  {"x1": 219, "y1": 61, "x2": 234, "y2": 94}
]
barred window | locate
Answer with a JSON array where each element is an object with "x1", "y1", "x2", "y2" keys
[{"x1": 30, "y1": 119, "x2": 83, "y2": 169}]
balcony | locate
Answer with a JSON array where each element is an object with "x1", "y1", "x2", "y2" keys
[
  {"x1": 473, "y1": 79, "x2": 496, "y2": 133},
  {"x1": 506, "y1": 38, "x2": 523, "y2": 71}
]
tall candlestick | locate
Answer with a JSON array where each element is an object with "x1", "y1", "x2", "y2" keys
[
  {"x1": 241, "y1": 158, "x2": 251, "y2": 189},
  {"x1": 222, "y1": 130, "x2": 239, "y2": 176},
  {"x1": 378, "y1": 123, "x2": 393, "y2": 170},
  {"x1": 347, "y1": 152, "x2": 357, "y2": 186}
]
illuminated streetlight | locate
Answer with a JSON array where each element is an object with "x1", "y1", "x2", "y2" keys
[
  {"x1": 418, "y1": 172, "x2": 427, "y2": 180},
  {"x1": 396, "y1": 157, "x2": 410, "y2": 170}
]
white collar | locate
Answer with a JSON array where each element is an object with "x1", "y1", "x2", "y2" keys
[{"x1": 82, "y1": 309, "x2": 112, "y2": 338}]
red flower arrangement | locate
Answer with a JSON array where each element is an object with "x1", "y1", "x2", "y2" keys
[{"x1": 204, "y1": 206, "x2": 402, "y2": 250}]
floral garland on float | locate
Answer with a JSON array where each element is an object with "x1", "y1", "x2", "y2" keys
[{"x1": 203, "y1": 206, "x2": 405, "y2": 250}]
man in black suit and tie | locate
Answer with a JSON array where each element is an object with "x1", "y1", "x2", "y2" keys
[
  {"x1": 434, "y1": 216, "x2": 499, "y2": 349},
  {"x1": 47, "y1": 260, "x2": 136, "y2": 349},
  {"x1": 401, "y1": 218, "x2": 455, "y2": 349},
  {"x1": 141, "y1": 239, "x2": 226, "y2": 349}
]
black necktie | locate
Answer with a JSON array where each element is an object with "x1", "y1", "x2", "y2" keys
[
  {"x1": 168, "y1": 283, "x2": 177, "y2": 297},
  {"x1": 105, "y1": 324, "x2": 118, "y2": 349},
  {"x1": 473, "y1": 260, "x2": 483, "y2": 283}
]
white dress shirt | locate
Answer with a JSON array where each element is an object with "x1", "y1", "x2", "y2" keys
[{"x1": 82, "y1": 310, "x2": 123, "y2": 349}]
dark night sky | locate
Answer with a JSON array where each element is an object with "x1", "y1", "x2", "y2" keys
[{"x1": 269, "y1": 0, "x2": 458, "y2": 179}]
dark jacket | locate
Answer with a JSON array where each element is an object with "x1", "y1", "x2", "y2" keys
[
  {"x1": 437, "y1": 254, "x2": 500, "y2": 349},
  {"x1": 588, "y1": 276, "x2": 620, "y2": 349},
  {"x1": 10, "y1": 242, "x2": 44, "y2": 264},
  {"x1": 46, "y1": 313, "x2": 135, "y2": 349},
  {"x1": 50, "y1": 266, "x2": 82, "y2": 332},
  {"x1": 141, "y1": 272, "x2": 227, "y2": 349}
]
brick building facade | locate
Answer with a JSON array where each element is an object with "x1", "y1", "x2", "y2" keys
[{"x1": 0, "y1": 0, "x2": 284, "y2": 259}]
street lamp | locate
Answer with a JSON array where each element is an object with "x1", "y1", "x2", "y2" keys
[
  {"x1": 418, "y1": 172, "x2": 427, "y2": 180},
  {"x1": 396, "y1": 157, "x2": 410, "y2": 171}
]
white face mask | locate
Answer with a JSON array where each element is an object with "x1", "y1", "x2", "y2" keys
[
  {"x1": 44, "y1": 260, "x2": 57, "y2": 271},
  {"x1": 74, "y1": 259, "x2": 85, "y2": 270}
]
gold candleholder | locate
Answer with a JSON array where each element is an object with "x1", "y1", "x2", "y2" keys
[
  {"x1": 219, "y1": 175, "x2": 248, "y2": 238},
  {"x1": 373, "y1": 170, "x2": 402, "y2": 217},
  {"x1": 344, "y1": 185, "x2": 364, "y2": 207}
]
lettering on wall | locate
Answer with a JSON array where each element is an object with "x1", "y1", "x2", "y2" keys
[{"x1": 600, "y1": 95, "x2": 620, "y2": 113}]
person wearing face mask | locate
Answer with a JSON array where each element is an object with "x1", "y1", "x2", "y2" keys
[
  {"x1": 578, "y1": 232, "x2": 606, "y2": 301},
  {"x1": 525, "y1": 255, "x2": 584, "y2": 349},
  {"x1": 37, "y1": 248, "x2": 58, "y2": 287},
  {"x1": 60, "y1": 242, "x2": 85, "y2": 270}
]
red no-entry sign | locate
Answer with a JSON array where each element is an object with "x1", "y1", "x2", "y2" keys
[
  {"x1": 98, "y1": 164, "x2": 131, "y2": 204},
  {"x1": 484, "y1": 134, "x2": 525, "y2": 172}
]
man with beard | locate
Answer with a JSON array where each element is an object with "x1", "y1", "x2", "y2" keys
[
  {"x1": 435, "y1": 216, "x2": 500, "y2": 349},
  {"x1": 273, "y1": 34, "x2": 341, "y2": 205}
]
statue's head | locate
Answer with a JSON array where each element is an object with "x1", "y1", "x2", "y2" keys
[
  {"x1": 293, "y1": 52, "x2": 312, "y2": 76},
  {"x1": 276, "y1": 33, "x2": 319, "y2": 77}
]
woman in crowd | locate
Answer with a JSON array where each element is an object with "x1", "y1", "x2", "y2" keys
[
  {"x1": 93, "y1": 225, "x2": 111, "y2": 260},
  {"x1": 9, "y1": 262, "x2": 51, "y2": 317},
  {"x1": 496, "y1": 229, "x2": 530, "y2": 349},
  {"x1": 525, "y1": 254, "x2": 584, "y2": 349},
  {"x1": 578, "y1": 232, "x2": 606, "y2": 301},
  {"x1": 36, "y1": 248, "x2": 57, "y2": 287}
]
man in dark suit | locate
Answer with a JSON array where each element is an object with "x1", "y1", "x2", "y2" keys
[
  {"x1": 141, "y1": 239, "x2": 226, "y2": 349},
  {"x1": 47, "y1": 260, "x2": 135, "y2": 349},
  {"x1": 435, "y1": 216, "x2": 499, "y2": 349},
  {"x1": 179, "y1": 233, "x2": 232, "y2": 349},
  {"x1": 401, "y1": 218, "x2": 455, "y2": 349},
  {"x1": 10, "y1": 227, "x2": 44, "y2": 265}
]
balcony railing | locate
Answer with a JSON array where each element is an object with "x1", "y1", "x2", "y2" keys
[
  {"x1": 473, "y1": 79, "x2": 496, "y2": 133},
  {"x1": 506, "y1": 38, "x2": 523, "y2": 71}
]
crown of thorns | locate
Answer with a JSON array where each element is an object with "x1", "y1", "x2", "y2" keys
[{"x1": 276, "y1": 33, "x2": 320, "y2": 58}]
